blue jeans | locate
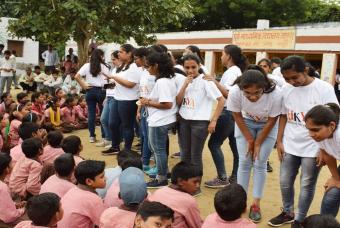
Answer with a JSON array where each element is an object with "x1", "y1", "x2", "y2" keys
[
  {"x1": 235, "y1": 118, "x2": 278, "y2": 199},
  {"x1": 321, "y1": 165, "x2": 340, "y2": 217},
  {"x1": 100, "y1": 97, "x2": 114, "y2": 141},
  {"x1": 208, "y1": 109, "x2": 238, "y2": 179},
  {"x1": 110, "y1": 99, "x2": 137, "y2": 150},
  {"x1": 280, "y1": 153, "x2": 320, "y2": 222},
  {"x1": 85, "y1": 87, "x2": 105, "y2": 137},
  {"x1": 140, "y1": 107, "x2": 151, "y2": 166},
  {"x1": 148, "y1": 122, "x2": 175, "y2": 181}
]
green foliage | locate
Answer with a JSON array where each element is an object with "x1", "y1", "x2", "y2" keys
[{"x1": 303, "y1": 0, "x2": 340, "y2": 23}]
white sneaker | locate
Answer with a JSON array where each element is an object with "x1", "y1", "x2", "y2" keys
[
  {"x1": 89, "y1": 137, "x2": 96, "y2": 143},
  {"x1": 95, "y1": 139, "x2": 105, "y2": 147},
  {"x1": 104, "y1": 143, "x2": 112, "y2": 149}
]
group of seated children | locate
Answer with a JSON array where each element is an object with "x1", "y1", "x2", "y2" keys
[{"x1": 2, "y1": 134, "x2": 338, "y2": 228}]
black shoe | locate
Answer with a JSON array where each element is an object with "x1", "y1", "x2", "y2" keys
[
  {"x1": 101, "y1": 147, "x2": 120, "y2": 156},
  {"x1": 146, "y1": 179, "x2": 168, "y2": 189},
  {"x1": 148, "y1": 172, "x2": 171, "y2": 180},
  {"x1": 228, "y1": 175, "x2": 237, "y2": 184},
  {"x1": 291, "y1": 221, "x2": 302, "y2": 228},
  {"x1": 267, "y1": 161, "x2": 273, "y2": 172},
  {"x1": 268, "y1": 210, "x2": 294, "y2": 227}
]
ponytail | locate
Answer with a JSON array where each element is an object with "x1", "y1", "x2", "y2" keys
[
  {"x1": 224, "y1": 45, "x2": 248, "y2": 72},
  {"x1": 305, "y1": 103, "x2": 340, "y2": 128}
]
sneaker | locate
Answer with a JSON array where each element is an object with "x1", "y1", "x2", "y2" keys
[
  {"x1": 145, "y1": 167, "x2": 158, "y2": 176},
  {"x1": 104, "y1": 143, "x2": 112, "y2": 149},
  {"x1": 204, "y1": 177, "x2": 229, "y2": 188},
  {"x1": 95, "y1": 139, "x2": 111, "y2": 147},
  {"x1": 171, "y1": 152, "x2": 181, "y2": 159},
  {"x1": 249, "y1": 204, "x2": 262, "y2": 223},
  {"x1": 291, "y1": 221, "x2": 302, "y2": 228},
  {"x1": 147, "y1": 179, "x2": 168, "y2": 189},
  {"x1": 101, "y1": 147, "x2": 120, "y2": 156},
  {"x1": 89, "y1": 137, "x2": 96, "y2": 143},
  {"x1": 228, "y1": 175, "x2": 237, "y2": 184},
  {"x1": 148, "y1": 172, "x2": 171, "y2": 180},
  {"x1": 268, "y1": 210, "x2": 294, "y2": 227},
  {"x1": 267, "y1": 161, "x2": 273, "y2": 172}
]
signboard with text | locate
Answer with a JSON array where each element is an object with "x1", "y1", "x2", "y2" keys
[{"x1": 232, "y1": 29, "x2": 296, "y2": 50}]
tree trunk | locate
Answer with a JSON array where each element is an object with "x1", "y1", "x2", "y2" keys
[{"x1": 76, "y1": 36, "x2": 90, "y2": 67}]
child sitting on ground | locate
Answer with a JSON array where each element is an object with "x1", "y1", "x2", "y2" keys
[
  {"x1": 100, "y1": 167, "x2": 147, "y2": 228},
  {"x1": 16, "y1": 92, "x2": 29, "y2": 105},
  {"x1": 61, "y1": 96, "x2": 85, "y2": 130},
  {"x1": 149, "y1": 161, "x2": 203, "y2": 228},
  {"x1": 55, "y1": 88, "x2": 66, "y2": 107},
  {"x1": 44, "y1": 97, "x2": 72, "y2": 133},
  {"x1": 14, "y1": 192, "x2": 63, "y2": 228},
  {"x1": 74, "y1": 95, "x2": 88, "y2": 126},
  {"x1": 134, "y1": 201, "x2": 174, "y2": 228},
  {"x1": 9, "y1": 102, "x2": 30, "y2": 147},
  {"x1": 61, "y1": 135, "x2": 84, "y2": 166},
  {"x1": 202, "y1": 183, "x2": 256, "y2": 228},
  {"x1": 0, "y1": 153, "x2": 26, "y2": 226},
  {"x1": 43, "y1": 69, "x2": 63, "y2": 95},
  {"x1": 58, "y1": 160, "x2": 107, "y2": 228},
  {"x1": 39, "y1": 131, "x2": 64, "y2": 164},
  {"x1": 31, "y1": 92, "x2": 46, "y2": 122},
  {"x1": 9, "y1": 138, "x2": 44, "y2": 199},
  {"x1": 0, "y1": 92, "x2": 14, "y2": 117},
  {"x1": 104, "y1": 151, "x2": 143, "y2": 206},
  {"x1": 40, "y1": 153, "x2": 75, "y2": 198}
]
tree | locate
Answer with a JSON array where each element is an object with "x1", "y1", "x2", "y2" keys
[
  {"x1": 7, "y1": 0, "x2": 193, "y2": 65},
  {"x1": 303, "y1": 0, "x2": 340, "y2": 23}
]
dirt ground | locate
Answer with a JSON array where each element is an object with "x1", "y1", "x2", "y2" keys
[{"x1": 75, "y1": 127, "x2": 339, "y2": 227}]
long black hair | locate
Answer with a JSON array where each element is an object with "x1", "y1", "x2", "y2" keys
[
  {"x1": 116, "y1": 44, "x2": 135, "y2": 73},
  {"x1": 186, "y1": 45, "x2": 204, "y2": 64},
  {"x1": 305, "y1": 103, "x2": 340, "y2": 128},
  {"x1": 234, "y1": 68, "x2": 276, "y2": 93},
  {"x1": 146, "y1": 52, "x2": 175, "y2": 80},
  {"x1": 224, "y1": 45, "x2": 248, "y2": 72},
  {"x1": 90, "y1": 49, "x2": 105, "y2": 77}
]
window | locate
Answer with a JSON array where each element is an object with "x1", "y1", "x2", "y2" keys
[{"x1": 7, "y1": 40, "x2": 24, "y2": 57}]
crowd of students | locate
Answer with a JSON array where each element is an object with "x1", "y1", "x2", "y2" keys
[{"x1": 0, "y1": 42, "x2": 339, "y2": 228}]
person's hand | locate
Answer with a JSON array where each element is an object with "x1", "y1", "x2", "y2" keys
[
  {"x1": 203, "y1": 74, "x2": 215, "y2": 81},
  {"x1": 140, "y1": 98, "x2": 150, "y2": 106},
  {"x1": 277, "y1": 141, "x2": 285, "y2": 162},
  {"x1": 207, "y1": 120, "x2": 217, "y2": 133},
  {"x1": 136, "y1": 112, "x2": 141, "y2": 122},
  {"x1": 81, "y1": 83, "x2": 92, "y2": 90},
  {"x1": 247, "y1": 138, "x2": 255, "y2": 158},
  {"x1": 324, "y1": 177, "x2": 340, "y2": 192},
  {"x1": 253, "y1": 142, "x2": 261, "y2": 160},
  {"x1": 316, "y1": 150, "x2": 326, "y2": 167},
  {"x1": 184, "y1": 75, "x2": 194, "y2": 85}
]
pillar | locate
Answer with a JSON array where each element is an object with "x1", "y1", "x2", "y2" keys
[{"x1": 321, "y1": 53, "x2": 338, "y2": 85}]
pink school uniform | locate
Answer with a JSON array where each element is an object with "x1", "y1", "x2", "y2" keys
[
  {"x1": 39, "y1": 174, "x2": 75, "y2": 198},
  {"x1": 61, "y1": 106, "x2": 76, "y2": 124},
  {"x1": 104, "y1": 179, "x2": 123, "y2": 207},
  {"x1": 0, "y1": 180, "x2": 25, "y2": 223},
  {"x1": 58, "y1": 187, "x2": 107, "y2": 228},
  {"x1": 99, "y1": 207, "x2": 136, "y2": 228},
  {"x1": 202, "y1": 213, "x2": 256, "y2": 228},
  {"x1": 14, "y1": 221, "x2": 49, "y2": 228},
  {"x1": 149, "y1": 186, "x2": 203, "y2": 228},
  {"x1": 10, "y1": 143, "x2": 24, "y2": 165},
  {"x1": 39, "y1": 145, "x2": 64, "y2": 164},
  {"x1": 9, "y1": 119, "x2": 22, "y2": 147},
  {"x1": 9, "y1": 157, "x2": 42, "y2": 197},
  {"x1": 74, "y1": 155, "x2": 84, "y2": 166},
  {"x1": 75, "y1": 105, "x2": 88, "y2": 121}
]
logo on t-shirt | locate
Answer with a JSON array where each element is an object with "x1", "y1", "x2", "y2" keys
[
  {"x1": 244, "y1": 112, "x2": 267, "y2": 122},
  {"x1": 182, "y1": 97, "x2": 195, "y2": 109},
  {"x1": 287, "y1": 110, "x2": 305, "y2": 125}
]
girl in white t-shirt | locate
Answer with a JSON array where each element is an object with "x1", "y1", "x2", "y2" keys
[
  {"x1": 268, "y1": 56, "x2": 339, "y2": 227},
  {"x1": 305, "y1": 103, "x2": 340, "y2": 217},
  {"x1": 227, "y1": 69, "x2": 282, "y2": 223},
  {"x1": 140, "y1": 52, "x2": 178, "y2": 188},
  {"x1": 102, "y1": 44, "x2": 142, "y2": 155},
  {"x1": 258, "y1": 58, "x2": 285, "y2": 88},
  {"x1": 183, "y1": 45, "x2": 208, "y2": 74},
  {"x1": 176, "y1": 54, "x2": 225, "y2": 180}
]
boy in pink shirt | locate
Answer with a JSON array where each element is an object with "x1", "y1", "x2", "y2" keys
[
  {"x1": 0, "y1": 153, "x2": 26, "y2": 226},
  {"x1": 148, "y1": 162, "x2": 203, "y2": 228},
  {"x1": 58, "y1": 160, "x2": 107, "y2": 228},
  {"x1": 40, "y1": 154, "x2": 75, "y2": 198},
  {"x1": 39, "y1": 131, "x2": 64, "y2": 164},
  {"x1": 61, "y1": 135, "x2": 84, "y2": 166},
  {"x1": 202, "y1": 184, "x2": 256, "y2": 228},
  {"x1": 15, "y1": 192, "x2": 63, "y2": 228},
  {"x1": 134, "y1": 201, "x2": 174, "y2": 228},
  {"x1": 100, "y1": 167, "x2": 147, "y2": 228},
  {"x1": 9, "y1": 138, "x2": 43, "y2": 198}
]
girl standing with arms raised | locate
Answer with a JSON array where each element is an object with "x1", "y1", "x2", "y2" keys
[
  {"x1": 75, "y1": 49, "x2": 109, "y2": 143},
  {"x1": 204, "y1": 44, "x2": 247, "y2": 188},
  {"x1": 268, "y1": 56, "x2": 338, "y2": 228}
]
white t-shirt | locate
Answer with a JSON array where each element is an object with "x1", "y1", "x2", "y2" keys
[
  {"x1": 179, "y1": 74, "x2": 222, "y2": 121},
  {"x1": 139, "y1": 69, "x2": 156, "y2": 98},
  {"x1": 219, "y1": 65, "x2": 242, "y2": 107},
  {"x1": 227, "y1": 85, "x2": 282, "y2": 122},
  {"x1": 174, "y1": 73, "x2": 186, "y2": 93},
  {"x1": 268, "y1": 73, "x2": 286, "y2": 88},
  {"x1": 272, "y1": 67, "x2": 283, "y2": 77},
  {"x1": 78, "y1": 63, "x2": 109, "y2": 87},
  {"x1": 147, "y1": 78, "x2": 178, "y2": 127},
  {"x1": 0, "y1": 58, "x2": 15, "y2": 77},
  {"x1": 200, "y1": 64, "x2": 209, "y2": 74},
  {"x1": 113, "y1": 63, "x2": 141, "y2": 101},
  {"x1": 282, "y1": 78, "x2": 339, "y2": 157},
  {"x1": 317, "y1": 125, "x2": 340, "y2": 160},
  {"x1": 106, "y1": 68, "x2": 117, "y2": 97}
]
